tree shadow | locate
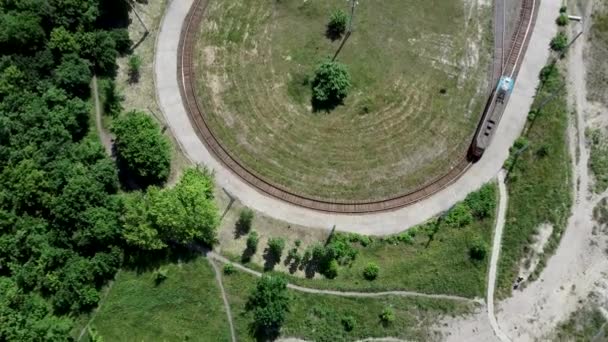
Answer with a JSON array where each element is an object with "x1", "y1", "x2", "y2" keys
[
  {"x1": 241, "y1": 245, "x2": 256, "y2": 263},
  {"x1": 311, "y1": 96, "x2": 344, "y2": 113},
  {"x1": 262, "y1": 248, "x2": 280, "y2": 271},
  {"x1": 234, "y1": 220, "x2": 250, "y2": 239},
  {"x1": 248, "y1": 320, "x2": 280, "y2": 342},
  {"x1": 325, "y1": 25, "x2": 343, "y2": 41},
  {"x1": 122, "y1": 244, "x2": 199, "y2": 274}
]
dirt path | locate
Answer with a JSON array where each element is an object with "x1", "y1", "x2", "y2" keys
[
  {"x1": 486, "y1": 171, "x2": 510, "y2": 342},
  {"x1": 495, "y1": 2, "x2": 608, "y2": 339},
  {"x1": 207, "y1": 258, "x2": 237, "y2": 342},
  {"x1": 92, "y1": 76, "x2": 113, "y2": 156},
  {"x1": 205, "y1": 251, "x2": 481, "y2": 304}
]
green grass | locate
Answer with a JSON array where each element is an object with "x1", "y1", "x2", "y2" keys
[
  {"x1": 226, "y1": 183, "x2": 497, "y2": 299},
  {"x1": 223, "y1": 270, "x2": 474, "y2": 342},
  {"x1": 587, "y1": 128, "x2": 608, "y2": 193},
  {"x1": 496, "y1": 64, "x2": 572, "y2": 298},
  {"x1": 89, "y1": 257, "x2": 231, "y2": 341},
  {"x1": 587, "y1": 8, "x2": 608, "y2": 106},
  {"x1": 194, "y1": 0, "x2": 493, "y2": 201}
]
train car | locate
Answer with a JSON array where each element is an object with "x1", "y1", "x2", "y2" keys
[{"x1": 469, "y1": 76, "x2": 515, "y2": 160}]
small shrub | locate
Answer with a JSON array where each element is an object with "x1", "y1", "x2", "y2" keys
[
  {"x1": 556, "y1": 14, "x2": 569, "y2": 26},
  {"x1": 341, "y1": 315, "x2": 356, "y2": 331},
  {"x1": 247, "y1": 231, "x2": 259, "y2": 252},
  {"x1": 380, "y1": 307, "x2": 395, "y2": 324},
  {"x1": 397, "y1": 231, "x2": 414, "y2": 244},
  {"x1": 550, "y1": 32, "x2": 568, "y2": 52},
  {"x1": 325, "y1": 259, "x2": 339, "y2": 279},
  {"x1": 464, "y1": 183, "x2": 496, "y2": 219},
  {"x1": 236, "y1": 208, "x2": 254, "y2": 233},
  {"x1": 294, "y1": 239, "x2": 302, "y2": 247},
  {"x1": 128, "y1": 54, "x2": 142, "y2": 83},
  {"x1": 536, "y1": 144, "x2": 550, "y2": 158},
  {"x1": 443, "y1": 203, "x2": 473, "y2": 228},
  {"x1": 327, "y1": 9, "x2": 348, "y2": 39},
  {"x1": 267, "y1": 237, "x2": 286, "y2": 260},
  {"x1": 469, "y1": 239, "x2": 488, "y2": 261},
  {"x1": 223, "y1": 263, "x2": 236, "y2": 275},
  {"x1": 288, "y1": 247, "x2": 299, "y2": 260},
  {"x1": 559, "y1": 6, "x2": 567, "y2": 13},
  {"x1": 363, "y1": 262, "x2": 380, "y2": 280},
  {"x1": 154, "y1": 268, "x2": 168, "y2": 284}
]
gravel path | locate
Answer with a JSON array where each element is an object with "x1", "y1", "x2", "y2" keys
[
  {"x1": 92, "y1": 76, "x2": 113, "y2": 156},
  {"x1": 154, "y1": 0, "x2": 550, "y2": 235}
]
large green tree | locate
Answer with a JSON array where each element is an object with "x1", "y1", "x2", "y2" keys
[
  {"x1": 247, "y1": 274, "x2": 291, "y2": 338},
  {"x1": 311, "y1": 60, "x2": 351, "y2": 110},
  {"x1": 111, "y1": 110, "x2": 171, "y2": 188}
]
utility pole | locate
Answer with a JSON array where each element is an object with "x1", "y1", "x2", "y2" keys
[{"x1": 332, "y1": 0, "x2": 359, "y2": 61}]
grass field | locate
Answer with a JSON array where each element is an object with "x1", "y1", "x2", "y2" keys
[
  {"x1": 193, "y1": 0, "x2": 493, "y2": 201},
  {"x1": 88, "y1": 256, "x2": 231, "y2": 341},
  {"x1": 223, "y1": 269, "x2": 474, "y2": 342},
  {"x1": 222, "y1": 183, "x2": 497, "y2": 298},
  {"x1": 587, "y1": 4, "x2": 608, "y2": 107},
  {"x1": 496, "y1": 63, "x2": 572, "y2": 298}
]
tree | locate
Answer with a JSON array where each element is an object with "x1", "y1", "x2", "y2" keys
[
  {"x1": 49, "y1": 27, "x2": 80, "y2": 54},
  {"x1": 120, "y1": 191, "x2": 166, "y2": 250},
  {"x1": 236, "y1": 208, "x2": 254, "y2": 234},
  {"x1": 53, "y1": 54, "x2": 92, "y2": 97},
  {"x1": 247, "y1": 231, "x2": 259, "y2": 252},
  {"x1": 111, "y1": 29, "x2": 132, "y2": 55},
  {"x1": 550, "y1": 32, "x2": 568, "y2": 52},
  {"x1": 247, "y1": 274, "x2": 290, "y2": 338},
  {"x1": 327, "y1": 9, "x2": 348, "y2": 40},
  {"x1": 312, "y1": 60, "x2": 351, "y2": 110},
  {"x1": 111, "y1": 110, "x2": 171, "y2": 187},
  {"x1": 101, "y1": 79, "x2": 124, "y2": 117},
  {"x1": 267, "y1": 237, "x2": 286, "y2": 260},
  {"x1": 363, "y1": 262, "x2": 379, "y2": 280},
  {"x1": 127, "y1": 54, "x2": 142, "y2": 83}
]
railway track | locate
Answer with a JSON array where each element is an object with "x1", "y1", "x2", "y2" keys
[{"x1": 177, "y1": 0, "x2": 539, "y2": 214}]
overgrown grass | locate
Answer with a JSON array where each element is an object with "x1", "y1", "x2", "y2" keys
[
  {"x1": 551, "y1": 301, "x2": 608, "y2": 341},
  {"x1": 587, "y1": 7, "x2": 608, "y2": 106},
  {"x1": 587, "y1": 128, "x2": 608, "y2": 193},
  {"x1": 223, "y1": 270, "x2": 474, "y2": 342},
  {"x1": 88, "y1": 257, "x2": 231, "y2": 341},
  {"x1": 496, "y1": 63, "x2": 572, "y2": 298},
  {"x1": 225, "y1": 183, "x2": 497, "y2": 298}
]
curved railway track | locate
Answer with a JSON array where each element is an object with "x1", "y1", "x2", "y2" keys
[{"x1": 177, "y1": 0, "x2": 539, "y2": 213}]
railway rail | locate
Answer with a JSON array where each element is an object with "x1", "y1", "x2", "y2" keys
[{"x1": 177, "y1": 0, "x2": 539, "y2": 213}]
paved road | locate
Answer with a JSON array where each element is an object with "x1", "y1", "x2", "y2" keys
[{"x1": 154, "y1": 0, "x2": 557, "y2": 235}]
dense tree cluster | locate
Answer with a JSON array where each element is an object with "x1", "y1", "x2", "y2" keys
[{"x1": 0, "y1": 0, "x2": 129, "y2": 339}]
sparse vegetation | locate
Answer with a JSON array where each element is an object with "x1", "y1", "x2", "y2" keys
[
  {"x1": 587, "y1": 128, "x2": 608, "y2": 193},
  {"x1": 497, "y1": 64, "x2": 572, "y2": 298}
]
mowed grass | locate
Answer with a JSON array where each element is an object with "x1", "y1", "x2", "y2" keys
[
  {"x1": 224, "y1": 183, "x2": 497, "y2": 299},
  {"x1": 89, "y1": 257, "x2": 231, "y2": 341},
  {"x1": 496, "y1": 64, "x2": 572, "y2": 298},
  {"x1": 194, "y1": 0, "x2": 493, "y2": 201},
  {"x1": 223, "y1": 269, "x2": 474, "y2": 342}
]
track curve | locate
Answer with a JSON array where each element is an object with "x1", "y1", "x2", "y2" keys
[{"x1": 177, "y1": 0, "x2": 538, "y2": 213}]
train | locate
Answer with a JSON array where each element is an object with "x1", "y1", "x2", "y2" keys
[{"x1": 469, "y1": 76, "x2": 514, "y2": 160}]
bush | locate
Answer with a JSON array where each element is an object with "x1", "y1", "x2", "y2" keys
[
  {"x1": 469, "y1": 239, "x2": 488, "y2": 261},
  {"x1": 559, "y1": 6, "x2": 567, "y2": 13},
  {"x1": 236, "y1": 208, "x2": 254, "y2": 233},
  {"x1": 111, "y1": 110, "x2": 171, "y2": 187},
  {"x1": 363, "y1": 262, "x2": 380, "y2": 280},
  {"x1": 267, "y1": 237, "x2": 286, "y2": 260},
  {"x1": 223, "y1": 263, "x2": 236, "y2": 275},
  {"x1": 550, "y1": 32, "x2": 568, "y2": 52},
  {"x1": 128, "y1": 54, "x2": 142, "y2": 83},
  {"x1": 247, "y1": 275, "x2": 290, "y2": 338},
  {"x1": 247, "y1": 231, "x2": 259, "y2": 252},
  {"x1": 380, "y1": 307, "x2": 395, "y2": 324},
  {"x1": 327, "y1": 9, "x2": 348, "y2": 39},
  {"x1": 341, "y1": 315, "x2": 356, "y2": 331},
  {"x1": 464, "y1": 184, "x2": 496, "y2": 219},
  {"x1": 101, "y1": 79, "x2": 124, "y2": 117},
  {"x1": 443, "y1": 203, "x2": 473, "y2": 228},
  {"x1": 311, "y1": 60, "x2": 351, "y2": 110},
  {"x1": 154, "y1": 268, "x2": 168, "y2": 284},
  {"x1": 556, "y1": 14, "x2": 569, "y2": 26},
  {"x1": 294, "y1": 239, "x2": 302, "y2": 247},
  {"x1": 325, "y1": 259, "x2": 339, "y2": 279}
]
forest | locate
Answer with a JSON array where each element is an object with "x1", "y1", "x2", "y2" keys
[{"x1": 0, "y1": 1, "x2": 218, "y2": 339}]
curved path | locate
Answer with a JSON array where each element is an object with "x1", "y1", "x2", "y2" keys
[
  {"x1": 205, "y1": 250, "x2": 482, "y2": 304},
  {"x1": 155, "y1": 0, "x2": 557, "y2": 234}
]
